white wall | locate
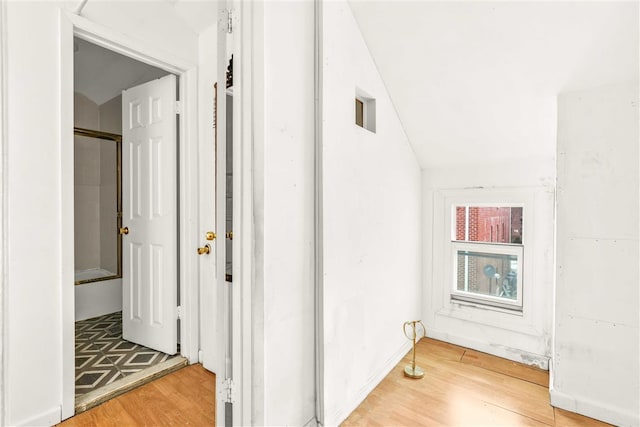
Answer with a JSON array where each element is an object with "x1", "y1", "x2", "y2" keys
[
  {"x1": 0, "y1": 0, "x2": 6, "y2": 423},
  {"x1": 255, "y1": 1, "x2": 317, "y2": 425},
  {"x1": 553, "y1": 82, "x2": 639, "y2": 426},
  {"x1": 78, "y1": 2, "x2": 197, "y2": 67},
  {"x1": 422, "y1": 159, "x2": 556, "y2": 367},
  {"x1": 6, "y1": 4, "x2": 67, "y2": 423},
  {"x1": 3, "y1": 2, "x2": 198, "y2": 425},
  {"x1": 75, "y1": 279, "x2": 122, "y2": 321},
  {"x1": 321, "y1": 2, "x2": 422, "y2": 425},
  {"x1": 99, "y1": 94, "x2": 122, "y2": 133}
]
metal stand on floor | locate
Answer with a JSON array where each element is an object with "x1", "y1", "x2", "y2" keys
[{"x1": 403, "y1": 320, "x2": 426, "y2": 379}]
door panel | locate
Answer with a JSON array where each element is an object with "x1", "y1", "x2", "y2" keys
[{"x1": 121, "y1": 74, "x2": 178, "y2": 355}]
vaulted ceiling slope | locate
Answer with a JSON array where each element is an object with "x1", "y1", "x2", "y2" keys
[
  {"x1": 349, "y1": 1, "x2": 639, "y2": 169},
  {"x1": 74, "y1": 37, "x2": 168, "y2": 106}
]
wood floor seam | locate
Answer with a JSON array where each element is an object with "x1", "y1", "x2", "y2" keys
[
  {"x1": 481, "y1": 397, "x2": 555, "y2": 426},
  {"x1": 473, "y1": 365, "x2": 549, "y2": 388},
  {"x1": 342, "y1": 338, "x2": 612, "y2": 427}
]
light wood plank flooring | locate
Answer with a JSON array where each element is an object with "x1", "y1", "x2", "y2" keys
[
  {"x1": 58, "y1": 364, "x2": 215, "y2": 427},
  {"x1": 343, "y1": 338, "x2": 612, "y2": 426},
  {"x1": 58, "y1": 339, "x2": 612, "y2": 426}
]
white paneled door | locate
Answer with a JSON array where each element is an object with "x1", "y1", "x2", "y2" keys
[{"x1": 121, "y1": 75, "x2": 178, "y2": 355}]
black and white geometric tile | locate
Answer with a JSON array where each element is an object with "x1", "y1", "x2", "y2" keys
[{"x1": 75, "y1": 311, "x2": 178, "y2": 397}]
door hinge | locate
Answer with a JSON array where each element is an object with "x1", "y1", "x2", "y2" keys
[
  {"x1": 220, "y1": 8, "x2": 234, "y2": 34},
  {"x1": 175, "y1": 100, "x2": 182, "y2": 115},
  {"x1": 223, "y1": 378, "x2": 236, "y2": 403},
  {"x1": 176, "y1": 306, "x2": 182, "y2": 320}
]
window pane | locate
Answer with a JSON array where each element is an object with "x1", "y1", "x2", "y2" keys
[
  {"x1": 456, "y1": 250, "x2": 518, "y2": 300},
  {"x1": 455, "y1": 206, "x2": 523, "y2": 244},
  {"x1": 355, "y1": 99, "x2": 364, "y2": 127}
]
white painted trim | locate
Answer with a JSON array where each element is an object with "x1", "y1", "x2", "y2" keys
[
  {"x1": 215, "y1": 4, "x2": 229, "y2": 425},
  {"x1": 59, "y1": 11, "x2": 76, "y2": 421},
  {"x1": 178, "y1": 67, "x2": 200, "y2": 364},
  {"x1": 550, "y1": 388, "x2": 639, "y2": 427},
  {"x1": 232, "y1": 19, "x2": 244, "y2": 424},
  {"x1": 0, "y1": 0, "x2": 6, "y2": 423},
  {"x1": 431, "y1": 187, "x2": 551, "y2": 338},
  {"x1": 427, "y1": 328, "x2": 549, "y2": 370},
  {"x1": 313, "y1": 0, "x2": 324, "y2": 425},
  {"x1": 64, "y1": 12, "x2": 194, "y2": 74},
  {"x1": 235, "y1": 1, "x2": 254, "y2": 425},
  {"x1": 249, "y1": 1, "x2": 265, "y2": 425},
  {"x1": 60, "y1": 10, "x2": 201, "y2": 420},
  {"x1": 13, "y1": 406, "x2": 61, "y2": 427},
  {"x1": 304, "y1": 416, "x2": 320, "y2": 427},
  {"x1": 324, "y1": 341, "x2": 412, "y2": 427}
]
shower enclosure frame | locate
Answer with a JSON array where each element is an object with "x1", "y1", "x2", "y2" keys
[{"x1": 73, "y1": 126, "x2": 122, "y2": 285}]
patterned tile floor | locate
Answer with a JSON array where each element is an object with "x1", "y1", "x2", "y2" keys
[{"x1": 75, "y1": 311, "x2": 178, "y2": 397}]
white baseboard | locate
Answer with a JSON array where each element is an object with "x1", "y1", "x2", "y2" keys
[
  {"x1": 13, "y1": 406, "x2": 60, "y2": 426},
  {"x1": 550, "y1": 388, "x2": 639, "y2": 427},
  {"x1": 303, "y1": 415, "x2": 319, "y2": 427},
  {"x1": 427, "y1": 329, "x2": 550, "y2": 370},
  {"x1": 325, "y1": 340, "x2": 412, "y2": 427}
]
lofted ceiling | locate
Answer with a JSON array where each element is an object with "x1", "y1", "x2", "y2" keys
[
  {"x1": 348, "y1": 1, "x2": 639, "y2": 169},
  {"x1": 72, "y1": 0, "x2": 638, "y2": 168}
]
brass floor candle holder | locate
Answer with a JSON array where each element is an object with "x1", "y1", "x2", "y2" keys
[{"x1": 403, "y1": 320, "x2": 426, "y2": 379}]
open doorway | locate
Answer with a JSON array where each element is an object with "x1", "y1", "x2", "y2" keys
[{"x1": 72, "y1": 37, "x2": 185, "y2": 413}]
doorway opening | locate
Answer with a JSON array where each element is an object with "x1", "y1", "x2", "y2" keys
[{"x1": 73, "y1": 37, "x2": 185, "y2": 413}]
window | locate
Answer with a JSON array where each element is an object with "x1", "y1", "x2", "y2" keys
[
  {"x1": 451, "y1": 206, "x2": 524, "y2": 310},
  {"x1": 355, "y1": 98, "x2": 364, "y2": 127},
  {"x1": 355, "y1": 88, "x2": 376, "y2": 133}
]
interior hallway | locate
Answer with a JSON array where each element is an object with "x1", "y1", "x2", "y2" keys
[{"x1": 59, "y1": 338, "x2": 609, "y2": 426}]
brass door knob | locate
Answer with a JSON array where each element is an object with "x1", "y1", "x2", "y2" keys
[
  {"x1": 206, "y1": 231, "x2": 217, "y2": 241},
  {"x1": 226, "y1": 231, "x2": 233, "y2": 240},
  {"x1": 119, "y1": 227, "x2": 129, "y2": 235},
  {"x1": 197, "y1": 244, "x2": 211, "y2": 255}
]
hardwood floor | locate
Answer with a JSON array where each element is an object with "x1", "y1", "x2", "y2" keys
[
  {"x1": 58, "y1": 340, "x2": 611, "y2": 427},
  {"x1": 58, "y1": 364, "x2": 215, "y2": 427},
  {"x1": 342, "y1": 338, "x2": 612, "y2": 427}
]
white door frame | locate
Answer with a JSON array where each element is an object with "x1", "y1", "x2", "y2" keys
[
  {"x1": 0, "y1": 0, "x2": 6, "y2": 424},
  {"x1": 201, "y1": 1, "x2": 254, "y2": 424},
  {"x1": 231, "y1": 1, "x2": 255, "y2": 424},
  {"x1": 205, "y1": 2, "x2": 253, "y2": 424},
  {"x1": 59, "y1": 10, "x2": 200, "y2": 420}
]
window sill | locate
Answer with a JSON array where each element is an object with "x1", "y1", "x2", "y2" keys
[{"x1": 450, "y1": 295, "x2": 523, "y2": 315}]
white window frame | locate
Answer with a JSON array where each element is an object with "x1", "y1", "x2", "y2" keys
[
  {"x1": 355, "y1": 87, "x2": 376, "y2": 133},
  {"x1": 443, "y1": 199, "x2": 527, "y2": 316},
  {"x1": 429, "y1": 187, "x2": 554, "y2": 366},
  {"x1": 451, "y1": 241, "x2": 524, "y2": 310}
]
